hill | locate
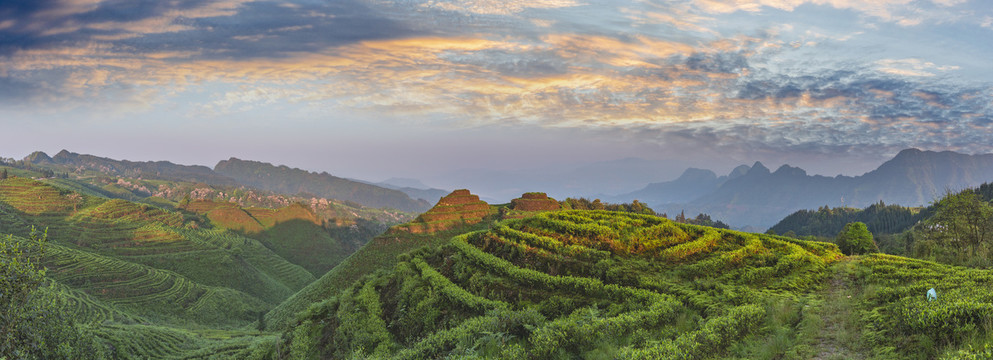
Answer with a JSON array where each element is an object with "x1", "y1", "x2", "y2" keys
[
  {"x1": 180, "y1": 200, "x2": 358, "y2": 276},
  {"x1": 214, "y1": 158, "x2": 431, "y2": 212},
  {"x1": 0, "y1": 177, "x2": 316, "y2": 316},
  {"x1": 259, "y1": 210, "x2": 845, "y2": 358},
  {"x1": 638, "y1": 149, "x2": 993, "y2": 229},
  {"x1": 390, "y1": 189, "x2": 495, "y2": 234},
  {"x1": 249, "y1": 210, "x2": 993, "y2": 359},
  {"x1": 265, "y1": 190, "x2": 500, "y2": 329},
  {"x1": 769, "y1": 202, "x2": 927, "y2": 238}
]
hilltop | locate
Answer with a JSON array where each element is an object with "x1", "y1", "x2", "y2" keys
[{"x1": 391, "y1": 189, "x2": 495, "y2": 234}]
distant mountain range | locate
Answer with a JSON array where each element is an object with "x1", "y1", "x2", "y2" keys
[
  {"x1": 427, "y1": 157, "x2": 689, "y2": 202},
  {"x1": 613, "y1": 149, "x2": 993, "y2": 229},
  {"x1": 348, "y1": 177, "x2": 449, "y2": 205},
  {"x1": 41, "y1": 149, "x2": 239, "y2": 186},
  {"x1": 215, "y1": 158, "x2": 431, "y2": 212},
  {"x1": 26, "y1": 150, "x2": 433, "y2": 213}
]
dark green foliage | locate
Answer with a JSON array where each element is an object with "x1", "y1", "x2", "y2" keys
[
  {"x1": 681, "y1": 213, "x2": 730, "y2": 229},
  {"x1": 771, "y1": 201, "x2": 923, "y2": 238},
  {"x1": 1, "y1": 228, "x2": 49, "y2": 357},
  {"x1": 836, "y1": 222, "x2": 878, "y2": 255},
  {"x1": 265, "y1": 224, "x2": 493, "y2": 331},
  {"x1": 560, "y1": 197, "x2": 656, "y2": 215},
  {"x1": 912, "y1": 188, "x2": 993, "y2": 267},
  {"x1": 1, "y1": 228, "x2": 103, "y2": 359},
  {"x1": 0, "y1": 169, "x2": 7, "y2": 180}
]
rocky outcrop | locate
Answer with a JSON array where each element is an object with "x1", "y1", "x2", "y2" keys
[
  {"x1": 391, "y1": 189, "x2": 493, "y2": 234},
  {"x1": 510, "y1": 192, "x2": 561, "y2": 212}
]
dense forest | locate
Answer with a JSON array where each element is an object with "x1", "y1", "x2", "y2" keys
[{"x1": 769, "y1": 202, "x2": 927, "y2": 238}]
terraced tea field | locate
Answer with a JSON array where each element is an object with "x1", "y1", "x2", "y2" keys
[{"x1": 266, "y1": 210, "x2": 845, "y2": 358}]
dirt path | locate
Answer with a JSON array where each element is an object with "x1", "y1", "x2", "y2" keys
[{"x1": 810, "y1": 261, "x2": 865, "y2": 360}]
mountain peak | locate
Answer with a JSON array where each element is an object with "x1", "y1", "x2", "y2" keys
[
  {"x1": 727, "y1": 164, "x2": 751, "y2": 179},
  {"x1": 677, "y1": 168, "x2": 718, "y2": 182},
  {"x1": 24, "y1": 151, "x2": 52, "y2": 164},
  {"x1": 774, "y1": 164, "x2": 807, "y2": 177},
  {"x1": 53, "y1": 149, "x2": 74, "y2": 160},
  {"x1": 894, "y1": 148, "x2": 924, "y2": 158},
  {"x1": 747, "y1": 161, "x2": 770, "y2": 175}
]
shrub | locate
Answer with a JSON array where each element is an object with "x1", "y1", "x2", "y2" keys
[{"x1": 837, "y1": 222, "x2": 878, "y2": 255}]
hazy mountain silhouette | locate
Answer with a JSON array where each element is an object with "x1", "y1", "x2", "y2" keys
[{"x1": 634, "y1": 149, "x2": 993, "y2": 229}]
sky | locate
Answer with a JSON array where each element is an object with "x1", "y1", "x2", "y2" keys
[{"x1": 1, "y1": 0, "x2": 992, "y2": 193}]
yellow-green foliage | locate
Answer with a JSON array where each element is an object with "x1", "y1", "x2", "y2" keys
[
  {"x1": 0, "y1": 179, "x2": 316, "y2": 327},
  {"x1": 274, "y1": 210, "x2": 844, "y2": 359}
]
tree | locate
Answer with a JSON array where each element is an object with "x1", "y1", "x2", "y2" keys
[
  {"x1": 257, "y1": 311, "x2": 267, "y2": 332},
  {"x1": 837, "y1": 222, "x2": 877, "y2": 255},
  {"x1": 0, "y1": 169, "x2": 7, "y2": 180},
  {"x1": 0, "y1": 228, "x2": 100, "y2": 359},
  {"x1": 1, "y1": 229, "x2": 48, "y2": 355},
  {"x1": 921, "y1": 190, "x2": 993, "y2": 261}
]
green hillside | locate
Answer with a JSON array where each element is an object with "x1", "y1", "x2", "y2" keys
[
  {"x1": 256, "y1": 211, "x2": 839, "y2": 358},
  {"x1": 264, "y1": 223, "x2": 497, "y2": 332},
  {"x1": 769, "y1": 201, "x2": 927, "y2": 238},
  {"x1": 0, "y1": 177, "x2": 316, "y2": 318},
  {"x1": 247, "y1": 210, "x2": 993, "y2": 359},
  {"x1": 181, "y1": 200, "x2": 358, "y2": 276}
]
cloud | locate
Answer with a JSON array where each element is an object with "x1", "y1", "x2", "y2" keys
[
  {"x1": 0, "y1": 0, "x2": 417, "y2": 106},
  {"x1": 687, "y1": 0, "x2": 949, "y2": 26},
  {"x1": 874, "y1": 58, "x2": 960, "y2": 77},
  {"x1": 0, "y1": 0, "x2": 991, "y2": 162},
  {"x1": 0, "y1": 0, "x2": 410, "y2": 57},
  {"x1": 419, "y1": 0, "x2": 582, "y2": 15},
  {"x1": 931, "y1": 0, "x2": 967, "y2": 6}
]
